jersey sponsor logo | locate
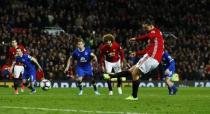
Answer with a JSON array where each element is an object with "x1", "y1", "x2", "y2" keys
[
  {"x1": 80, "y1": 57, "x2": 87, "y2": 63},
  {"x1": 109, "y1": 52, "x2": 115, "y2": 57}
]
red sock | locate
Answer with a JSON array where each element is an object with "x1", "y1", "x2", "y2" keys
[{"x1": 21, "y1": 83, "x2": 25, "y2": 89}]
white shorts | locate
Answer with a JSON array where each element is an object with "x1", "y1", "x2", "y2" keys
[
  {"x1": 13, "y1": 65, "x2": 24, "y2": 78},
  {"x1": 136, "y1": 54, "x2": 159, "y2": 74},
  {"x1": 105, "y1": 59, "x2": 122, "y2": 73}
]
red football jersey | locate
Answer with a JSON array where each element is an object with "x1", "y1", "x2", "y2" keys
[
  {"x1": 8, "y1": 44, "x2": 28, "y2": 63},
  {"x1": 135, "y1": 27, "x2": 164, "y2": 62},
  {"x1": 99, "y1": 42, "x2": 124, "y2": 65}
]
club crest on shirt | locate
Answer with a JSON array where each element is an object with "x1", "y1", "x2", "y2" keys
[{"x1": 85, "y1": 51, "x2": 88, "y2": 55}]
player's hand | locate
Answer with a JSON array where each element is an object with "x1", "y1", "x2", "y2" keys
[
  {"x1": 8, "y1": 67, "x2": 13, "y2": 73},
  {"x1": 38, "y1": 67, "x2": 43, "y2": 71},
  {"x1": 64, "y1": 68, "x2": 68, "y2": 73},
  {"x1": 129, "y1": 37, "x2": 136, "y2": 42},
  {"x1": 101, "y1": 66, "x2": 105, "y2": 73},
  {"x1": 120, "y1": 62, "x2": 124, "y2": 69}
]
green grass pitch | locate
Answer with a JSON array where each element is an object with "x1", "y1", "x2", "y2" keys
[{"x1": 0, "y1": 87, "x2": 210, "y2": 114}]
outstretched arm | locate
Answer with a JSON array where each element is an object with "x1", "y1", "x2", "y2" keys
[
  {"x1": 91, "y1": 53, "x2": 97, "y2": 62},
  {"x1": 64, "y1": 56, "x2": 72, "y2": 73},
  {"x1": 31, "y1": 57, "x2": 42, "y2": 70}
]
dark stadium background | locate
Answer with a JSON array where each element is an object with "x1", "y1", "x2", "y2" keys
[{"x1": 0, "y1": 0, "x2": 210, "y2": 81}]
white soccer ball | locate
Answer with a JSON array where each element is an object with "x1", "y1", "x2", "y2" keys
[{"x1": 40, "y1": 79, "x2": 51, "y2": 91}]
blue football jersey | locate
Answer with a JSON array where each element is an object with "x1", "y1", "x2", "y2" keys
[
  {"x1": 72, "y1": 47, "x2": 92, "y2": 67},
  {"x1": 162, "y1": 51, "x2": 175, "y2": 70},
  {"x1": 162, "y1": 51, "x2": 174, "y2": 64},
  {"x1": 16, "y1": 54, "x2": 36, "y2": 70}
]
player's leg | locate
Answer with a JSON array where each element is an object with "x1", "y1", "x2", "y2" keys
[
  {"x1": 13, "y1": 78, "x2": 19, "y2": 94},
  {"x1": 91, "y1": 77, "x2": 100, "y2": 95},
  {"x1": 126, "y1": 55, "x2": 159, "y2": 100},
  {"x1": 109, "y1": 62, "x2": 136, "y2": 79},
  {"x1": 125, "y1": 67, "x2": 140, "y2": 100},
  {"x1": 28, "y1": 70, "x2": 37, "y2": 93},
  {"x1": 165, "y1": 67, "x2": 177, "y2": 95},
  {"x1": 21, "y1": 71, "x2": 30, "y2": 91},
  {"x1": 104, "y1": 61, "x2": 114, "y2": 95},
  {"x1": 76, "y1": 67, "x2": 84, "y2": 95},
  {"x1": 114, "y1": 60, "x2": 123, "y2": 95},
  {"x1": 76, "y1": 77, "x2": 83, "y2": 95},
  {"x1": 86, "y1": 66, "x2": 100, "y2": 95},
  {"x1": 13, "y1": 65, "x2": 24, "y2": 94}
]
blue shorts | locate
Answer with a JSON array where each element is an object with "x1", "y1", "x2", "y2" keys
[
  {"x1": 76, "y1": 65, "x2": 93, "y2": 77},
  {"x1": 164, "y1": 62, "x2": 175, "y2": 78},
  {"x1": 22, "y1": 69, "x2": 36, "y2": 82}
]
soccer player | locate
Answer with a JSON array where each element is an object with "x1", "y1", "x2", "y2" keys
[
  {"x1": 110, "y1": 19, "x2": 164, "y2": 100},
  {"x1": 64, "y1": 38, "x2": 100, "y2": 95},
  {"x1": 162, "y1": 50, "x2": 178, "y2": 95},
  {"x1": 11, "y1": 48, "x2": 43, "y2": 94},
  {"x1": 99, "y1": 34, "x2": 124, "y2": 95},
  {"x1": 8, "y1": 39, "x2": 28, "y2": 94}
]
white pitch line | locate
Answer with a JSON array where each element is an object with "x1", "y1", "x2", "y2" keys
[{"x1": 0, "y1": 106, "x2": 144, "y2": 114}]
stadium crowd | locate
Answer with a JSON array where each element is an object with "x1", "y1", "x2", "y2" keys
[{"x1": 0, "y1": 0, "x2": 210, "y2": 81}]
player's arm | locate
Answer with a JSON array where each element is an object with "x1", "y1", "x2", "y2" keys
[
  {"x1": 9, "y1": 60, "x2": 16, "y2": 73},
  {"x1": 129, "y1": 34, "x2": 148, "y2": 42},
  {"x1": 99, "y1": 47, "x2": 105, "y2": 72},
  {"x1": 130, "y1": 30, "x2": 159, "y2": 41},
  {"x1": 31, "y1": 57, "x2": 43, "y2": 71},
  {"x1": 19, "y1": 45, "x2": 28, "y2": 54},
  {"x1": 119, "y1": 46, "x2": 125, "y2": 68},
  {"x1": 90, "y1": 52, "x2": 97, "y2": 62},
  {"x1": 135, "y1": 49, "x2": 147, "y2": 56},
  {"x1": 64, "y1": 56, "x2": 73, "y2": 73}
]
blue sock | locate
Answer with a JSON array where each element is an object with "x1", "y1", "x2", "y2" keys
[
  {"x1": 171, "y1": 85, "x2": 177, "y2": 92},
  {"x1": 77, "y1": 81, "x2": 82, "y2": 91},
  {"x1": 31, "y1": 88, "x2": 35, "y2": 92}
]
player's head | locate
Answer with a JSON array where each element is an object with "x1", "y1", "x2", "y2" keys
[
  {"x1": 11, "y1": 39, "x2": 18, "y2": 47},
  {"x1": 76, "y1": 38, "x2": 85, "y2": 50},
  {"x1": 16, "y1": 48, "x2": 23, "y2": 56},
  {"x1": 103, "y1": 34, "x2": 115, "y2": 46},
  {"x1": 142, "y1": 19, "x2": 154, "y2": 31}
]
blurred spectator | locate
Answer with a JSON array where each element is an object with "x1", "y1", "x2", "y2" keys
[{"x1": 0, "y1": 0, "x2": 209, "y2": 80}]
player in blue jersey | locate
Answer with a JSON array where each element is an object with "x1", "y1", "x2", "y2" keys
[
  {"x1": 11, "y1": 48, "x2": 43, "y2": 94},
  {"x1": 64, "y1": 38, "x2": 100, "y2": 95},
  {"x1": 162, "y1": 50, "x2": 177, "y2": 95}
]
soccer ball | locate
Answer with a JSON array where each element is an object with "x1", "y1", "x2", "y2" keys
[{"x1": 40, "y1": 79, "x2": 51, "y2": 91}]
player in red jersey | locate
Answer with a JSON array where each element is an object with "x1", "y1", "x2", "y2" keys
[
  {"x1": 99, "y1": 34, "x2": 125, "y2": 95},
  {"x1": 8, "y1": 39, "x2": 28, "y2": 94},
  {"x1": 109, "y1": 19, "x2": 164, "y2": 100}
]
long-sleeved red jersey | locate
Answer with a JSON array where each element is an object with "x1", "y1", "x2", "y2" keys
[
  {"x1": 8, "y1": 44, "x2": 28, "y2": 64},
  {"x1": 99, "y1": 42, "x2": 124, "y2": 65},
  {"x1": 135, "y1": 27, "x2": 164, "y2": 62}
]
